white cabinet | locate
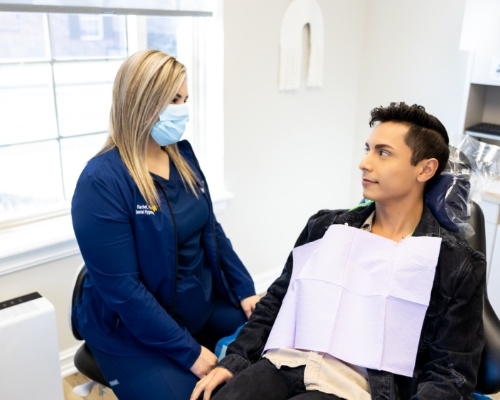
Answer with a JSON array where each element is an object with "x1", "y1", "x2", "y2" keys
[
  {"x1": 470, "y1": 53, "x2": 500, "y2": 86},
  {"x1": 461, "y1": 52, "x2": 500, "y2": 314},
  {"x1": 462, "y1": 52, "x2": 500, "y2": 143}
]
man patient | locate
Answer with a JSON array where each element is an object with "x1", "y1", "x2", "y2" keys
[{"x1": 191, "y1": 102, "x2": 486, "y2": 400}]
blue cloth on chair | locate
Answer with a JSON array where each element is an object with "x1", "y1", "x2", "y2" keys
[
  {"x1": 473, "y1": 391, "x2": 493, "y2": 399},
  {"x1": 425, "y1": 146, "x2": 473, "y2": 235},
  {"x1": 215, "y1": 324, "x2": 245, "y2": 361},
  {"x1": 425, "y1": 171, "x2": 471, "y2": 234}
]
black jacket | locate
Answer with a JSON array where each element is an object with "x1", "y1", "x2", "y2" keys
[{"x1": 219, "y1": 203, "x2": 486, "y2": 399}]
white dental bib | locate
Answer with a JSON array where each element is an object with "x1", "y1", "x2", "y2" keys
[{"x1": 264, "y1": 224, "x2": 441, "y2": 377}]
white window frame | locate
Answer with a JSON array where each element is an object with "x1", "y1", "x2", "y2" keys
[{"x1": 0, "y1": 1, "x2": 226, "y2": 276}]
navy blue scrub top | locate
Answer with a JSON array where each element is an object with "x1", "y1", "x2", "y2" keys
[{"x1": 153, "y1": 160, "x2": 214, "y2": 333}]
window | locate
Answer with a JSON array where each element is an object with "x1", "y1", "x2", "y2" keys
[
  {"x1": 0, "y1": 1, "x2": 224, "y2": 269},
  {"x1": 77, "y1": 15, "x2": 104, "y2": 40}
]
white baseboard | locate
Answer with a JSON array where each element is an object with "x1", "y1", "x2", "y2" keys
[{"x1": 60, "y1": 344, "x2": 79, "y2": 378}]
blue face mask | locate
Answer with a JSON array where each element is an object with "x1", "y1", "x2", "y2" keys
[{"x1": 150, "y1": 103, "x2": 189, "y2": 146}]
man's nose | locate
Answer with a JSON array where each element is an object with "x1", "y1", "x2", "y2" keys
[{"x1": 359, "y1": 152, "x2": 371, "y2": 171}]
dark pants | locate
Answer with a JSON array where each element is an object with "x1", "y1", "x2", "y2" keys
[
  {"x1": 212, "y1": 358, "x2": 343, "y2": 400},
  {"x1": 89, "y1": 296, "x2": 247, "y2": 400}
]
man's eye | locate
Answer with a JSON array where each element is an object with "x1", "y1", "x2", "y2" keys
[{"x1": 379, "y1": 150, "x2": 390, "y2": 156}]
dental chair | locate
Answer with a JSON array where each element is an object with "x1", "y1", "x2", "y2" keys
[
  {"x1": 466, "y1": 201, "x2": 500, "y2": 397},
  {"x1": 425, "y1": 149, "x2": 500, "y2": 396}
]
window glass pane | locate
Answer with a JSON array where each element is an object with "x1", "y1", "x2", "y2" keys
[
  {"x1": 0, "y1": 12, "x2": 49, "y2": 61},
  {"x1": 54, "y1": 61, "x2": 121, "y2": 136},
  {"x1": 0, "y1": 63, "x2": 57, "y2": 146},
  {"x1": 146, "y1": 16, "x2": 181, "y2": 55},
  {"x1": 61, "y1": 133, "x2": 107, "y2": 199},
  {"x1": 49, "y1": 14, "x2": 127, "y2": 60},
  {"x1": 0, "y1": 141, "x2": 64, "y2": 222}
]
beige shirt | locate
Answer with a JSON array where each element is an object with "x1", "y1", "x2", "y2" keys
[{"x1": 263, "y1": 349, "x2": 370, "y2": 400}]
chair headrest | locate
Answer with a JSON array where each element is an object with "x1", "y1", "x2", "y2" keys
[{"x1": 425, "y1": 147, "x2": 472, "y2": 235}]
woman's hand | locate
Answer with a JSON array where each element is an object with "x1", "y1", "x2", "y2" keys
[
  {"x1": 190, "y1": 366, "x2": 234, "y2": 400},
  {"x1": 190, "y1": 346, "x2": 218, "y2": 379},
  {"x1": 240, "y1": 295, "x2": 260, "y2": 319}
]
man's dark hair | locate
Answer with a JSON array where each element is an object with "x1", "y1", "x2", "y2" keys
[{"x1": 369, "y1": 102, "x2": 450, "y2": 186}]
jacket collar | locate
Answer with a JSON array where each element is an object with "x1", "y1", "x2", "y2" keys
[{"x1": 336, "y1": 202, "x2": 443, "y2": 239}]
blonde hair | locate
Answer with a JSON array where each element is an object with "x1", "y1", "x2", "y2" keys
[{"x1": 99, "y1": 49, "x2": 199, "y2": 208}]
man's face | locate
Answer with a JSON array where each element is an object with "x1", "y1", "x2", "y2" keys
[{"x1": 359, "y1": 122, "x2": 424, "y2": 205}]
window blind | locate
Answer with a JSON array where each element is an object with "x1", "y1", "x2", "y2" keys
[{"x1": 0, "y1": 0, "x2": 213, "y2": 16}]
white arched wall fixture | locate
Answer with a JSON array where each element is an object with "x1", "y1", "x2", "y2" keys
[{"x1": 279, "y1": 0, "x2": 324, "y2": 91}]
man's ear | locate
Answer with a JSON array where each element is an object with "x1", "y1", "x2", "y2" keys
[{"x1": 417, "y1": 158, "x2": 439, "y2": 183}]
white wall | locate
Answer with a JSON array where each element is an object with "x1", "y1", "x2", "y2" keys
[
  {"x1": 0, "y1": 0, "x2": 473, "y2": 374},
  {"x1": 350, "y1": 0, "x2": 471, "y2": 202},
  {"x1": 218, "y1": 0, "x2": 471, "y2": 290},
  {"x1": 217, "y1": 0, "x2": 366, "y2": 291}
]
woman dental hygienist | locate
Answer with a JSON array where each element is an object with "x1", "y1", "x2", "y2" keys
[{"x1": 71, "y1": 49, "x2": 259, "y2": 400}]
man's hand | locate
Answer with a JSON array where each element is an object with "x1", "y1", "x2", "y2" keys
[
  {"x1": 190, "y1": 346, "x2": 217, "y2": 379},
  {"x1": 190, "y1": 366, "x2": 234, "y2": 400},
  {"x1": 240, "y1": 295, "x2": 260, "y2": 319}
]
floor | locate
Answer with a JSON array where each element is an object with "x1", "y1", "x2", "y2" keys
[{"x1": 63, "y1": 373, "x2": 117, "y2": 400}]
